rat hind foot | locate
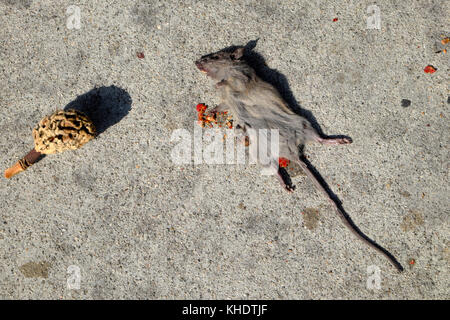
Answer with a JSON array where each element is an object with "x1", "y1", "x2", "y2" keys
[
  {"x1": 283, "y1": 183, "x2": 296, "y2": 193},
  {"x1": 317, "y1": 137, "x2": 352, "y2": 145},
  {"x1": 277, "y1": 167, "x2": 296, "y2": 193}
]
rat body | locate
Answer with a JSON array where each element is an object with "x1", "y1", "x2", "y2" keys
[{"x1": 195, "y1": 46, "x2": 404, "y2": 272}]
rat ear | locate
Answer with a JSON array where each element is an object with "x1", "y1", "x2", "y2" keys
[{"x1": 230, "y1": 47, "x2": 245, "y2": 60}]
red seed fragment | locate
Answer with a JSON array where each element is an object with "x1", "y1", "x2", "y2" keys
[
  {"x1": 279, "y1": 157, "x2": 290, "y2": 168},
  {"x1": 332, "y1": 18, "x2": 338, "y2": 22},
  {"x1": 196, "y1": 103, "x2": 207, "y2": 113},
  {"x1": 424, "y1": 65, "x2": 437, "y2": 73},
  {"x1": 137, "y1": 52, "x2": 145, "y2": 59}
]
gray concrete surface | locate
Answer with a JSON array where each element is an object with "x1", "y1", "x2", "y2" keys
[{"x1": 0, "y1": 0, "x2": 448, "y2": 299}]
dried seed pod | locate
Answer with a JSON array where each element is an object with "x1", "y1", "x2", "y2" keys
[
  {"x1": 32, "y1": 109, "x2": 96, "y2": 154},
  {"x1": 4, "y1": 109, "x2": 96, "y2": 179}
]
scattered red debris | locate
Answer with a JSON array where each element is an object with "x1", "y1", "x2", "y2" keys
[
  {"x1": 195, "y1": 103, "x2": 232, "y2": 128},
  {"x1": 409, "y1": 259, "x2": 415, "y2": 265},
  {"x1": 196, "y1": 103, "x2": 208, "y2": 126},
  {"x1": 424, "y1": 65, "x2": 437, "y2": 73},
  {"x1": 332, "y1": 18, "x2": 338, "y2": 22},
  {"x1": 136, "y1": 52, "x2": 145, "y2": 59}
]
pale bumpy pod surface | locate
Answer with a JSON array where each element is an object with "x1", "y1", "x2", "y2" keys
[{"x1": 32, "y1": 109, "x2": 96, "y2": 155}]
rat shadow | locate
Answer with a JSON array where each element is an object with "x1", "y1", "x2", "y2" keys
[
  {"x1": 63, "y1": 85, "x2": 132, "y2": 136},
  {"x1": 220, "y1": 40, "x2": 351, "y2": 141}
]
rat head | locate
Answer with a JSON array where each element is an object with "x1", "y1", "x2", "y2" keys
[{"x1": 195, "y1": 47, "x2": 246, "y2": 82}]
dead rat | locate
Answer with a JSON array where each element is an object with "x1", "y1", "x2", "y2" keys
[{"x1": 195, "y1": 45, "x2": 404, "y2": 272}]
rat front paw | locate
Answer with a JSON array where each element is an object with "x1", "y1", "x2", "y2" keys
[{"x1": 215, "y1": 80, "x2": 228, "y2": 88}]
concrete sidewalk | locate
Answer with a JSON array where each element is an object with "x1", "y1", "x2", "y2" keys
[{"x1": 0, "y1": 0, "x2": 448, "y2": 299}]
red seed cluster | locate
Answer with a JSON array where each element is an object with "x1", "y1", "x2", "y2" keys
[{"x1": 195, "y1": 103, "x2": 232, "y2": 128}]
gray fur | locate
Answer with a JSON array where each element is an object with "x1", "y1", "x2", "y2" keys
[{"x1": 196, "y1": 47, "x2": 319, "y2": 167}]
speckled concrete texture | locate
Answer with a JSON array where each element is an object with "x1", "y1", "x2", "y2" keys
[{"x1": 0, "y1": 0, "x2": 448, "y2": 299}]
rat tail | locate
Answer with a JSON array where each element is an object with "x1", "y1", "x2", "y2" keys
[{"x1": 295, "y1": 156, "x2": 404, "y2": 272}]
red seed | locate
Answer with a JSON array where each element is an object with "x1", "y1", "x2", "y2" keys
[
  {"x1": 279, "y1": 157, "x2": 290, "y2": 167},
  {"x1": 424, "y1": 65, "x2": 437, "y2": 73},
  {"x1": 196, "y1": 103, "x2": 207, "y2": 113}
]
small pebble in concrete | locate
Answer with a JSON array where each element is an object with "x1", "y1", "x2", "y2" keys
[{"x1": 401, "y1": 99, "x2": 411, "y2": 107}]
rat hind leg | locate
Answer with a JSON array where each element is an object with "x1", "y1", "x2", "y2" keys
[
  {"x1": 316, "y1": 136, "x2": 352, "y2": 145},
  {"x1": 303, "y1": 123, "x2": 352, "y2": 145},
  {"x1": 276, "y1": 166, "x2": 296, "y2": 193}
]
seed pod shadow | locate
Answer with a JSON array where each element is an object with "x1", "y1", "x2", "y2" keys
[{"x1": 63, "y1": 85, "x2": 132, "y2": 136}]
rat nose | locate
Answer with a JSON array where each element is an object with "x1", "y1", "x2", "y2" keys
[{"x1": 195, "y1": 60, "x2": 207, "y2": 73}]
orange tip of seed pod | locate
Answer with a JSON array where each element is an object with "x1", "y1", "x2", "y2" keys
[{"x1": 4, "y1": 162, "x2": 24, "y2": 179}]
